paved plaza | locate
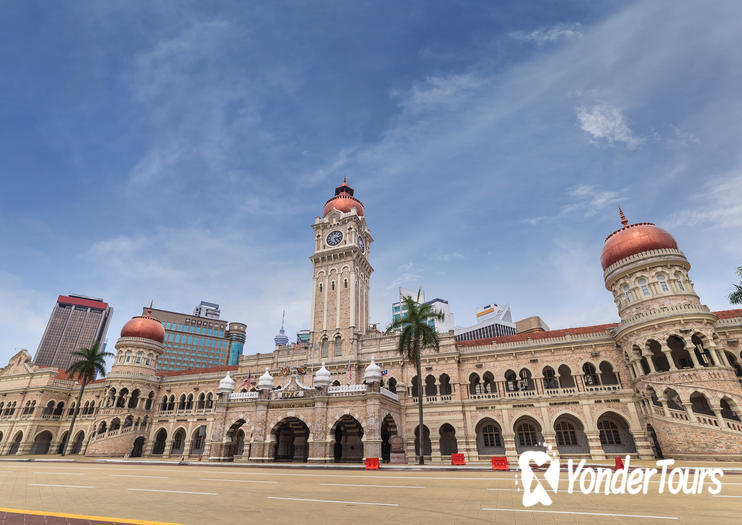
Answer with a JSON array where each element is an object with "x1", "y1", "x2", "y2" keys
[{"x1": 0, "y1": 460, "x2": 740, "y2": 524}]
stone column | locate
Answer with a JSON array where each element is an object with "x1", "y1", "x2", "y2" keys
[
  {"x1": 585, "y1": 432, "x2": 605, "y2": 461},
  {"x1": 685, "y1": 340, "x2": 701, "y2": 368},
  {"x1": 712, "y1": 346, "x2": 729, "y2": 368},
  {"x1": 711, "y1": 405, "x2": 727, "y2": 429},
  {"x1": 643, "y1": 353, "x2": 657, "y2": 374}
]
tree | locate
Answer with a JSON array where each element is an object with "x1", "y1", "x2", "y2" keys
[
  {"x1": 730, "y1": 266, "x2": 742, "y2": 305},
  {"x1": 61, "y1": 342, "x2": 113, "y2": 456},
  {"x1": 386, "y1": 290, "x2": 444, "y2": 465}
]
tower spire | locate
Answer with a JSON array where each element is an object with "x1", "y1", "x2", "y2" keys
[
  {"x1": 274, "y1": 309, "x2": 289, "y2": 346},
  {"x1": 619, "y1": 206, "x2": 628, "y2": 227}
]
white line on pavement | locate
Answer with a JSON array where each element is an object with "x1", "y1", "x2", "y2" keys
[
  {"x1": 201, "y1": 478, "x2": 278, "y2": 484},
  {"x1": 33, "y1": 472, "x2": 83, "y2": 475},
  {"x1": 320, "y1": 483, "x2": 424, "y2": 489},
  {"x1": 482, "y1": 508, "x2": 678, "y2": 520},
  {"x1": 111, "y1": 474, "x2": 169, "y2": 479},
  {"x1": 29, "y1": 483, "x2": 93, "y2": 489},
  {"x1": 128, "y1": 488, "x2": 216, "y2": 495},
  {"x1": 713, "y1": 495, "x2": 742, "y2": 498},
  {"x1": 268, "y1": 496, "x2": 398, "y2": 507}
]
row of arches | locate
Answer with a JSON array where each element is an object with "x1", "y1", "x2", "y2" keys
[
  {"x1": 1, "y1": 429, "x2": 86, "y2": 456},
  {"x1": 467, "y1": 362, "x2": 619, "y2": 396},
  {"x1": 159, "y1": 392, "x2": 214, "y2": 412},
  {"x1": 413, "y1": 412, "x2": 636, "y2": 457},
  {"x1": 105, "y1": 388, "x2": 155, "y2": 410},
  {"x1": 96, "y1": 415, "x2": 149, "y2": 436},
  {"x1": 410, "y1": 374, "x2": 453, "y2": 397},
  {"x1": 151, "y1": 425, "x2": 208, "y2": 456},
  {"x1": 642, "y1": 387, "x2": 740, "y2": 421},
  {"x1": 629, "y1": 334, "x2": 731, "y2": 377},
  {"x1": 116, "y1": 349, "x2": 157, "y2": 367},
  {"x1": 619, "y1": 270, "x2": 688, "y2": 304}
]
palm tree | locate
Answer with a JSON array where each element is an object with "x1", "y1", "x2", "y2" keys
[
  {"x1": 61, "y1": 342, "x2": 113, "y2": 456},
  {"x1": 386, "y1": 290, "x2": 444, "y2": 465},
  {"x1": 730, "y1": 266, "x2": 742, "y2": 305}
]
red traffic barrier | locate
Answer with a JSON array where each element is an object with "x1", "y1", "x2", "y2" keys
[
  {"x1": 451, "y1": 453, "x2": 466, "y2": 465},
  {"x1": 614, "y1": 456, "x2": 625, "y2": 470},
  {"x1": 491, "y1": 456, "x2": 509, "y2": 471},
  {"x1": 365, "y1": 457, "x2": 380, "y2": 470}
]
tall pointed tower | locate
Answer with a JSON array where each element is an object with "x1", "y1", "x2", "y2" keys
[{"x1": 309, "y1": 179, "x2": 374, "y2": 360}]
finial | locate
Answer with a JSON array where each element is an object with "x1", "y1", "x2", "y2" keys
[
  {"x1": 281, "y1": 309, "x2": 286, "y2": 331},
  {"x1": 147, "y1": 300, "x2": 153, "y2": 317},
  {"x1": 619, "y1": 206, "x2": 628, "y2": 227}
]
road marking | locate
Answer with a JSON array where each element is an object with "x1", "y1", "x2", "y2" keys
[
  {"x1": 128, "y1": 488, "x2": 216, "y2": 495},
  {"x1": 713, "y1": 495, "x2": 742, "y2": 498},
  {"x1": 33, "y1": 471, "x2": 83, "y2": 475},
  {"x1": 320, "y1": 483, "x2": 424, "y2": 489},
  {"x1": 268, "y1": 496, "x2": 398, "y2": 507},
  {"x1": 28, "y1": 483, "x2": 93, "y2": 489},
  {"x1": 236, "y1": 472, "x2": 501, "y2": 481},
  {"x1": 482, "y1": 508, "x2": 678, "y2": 520},
  {"x1": 112, "y1": 474, "x2": 169, "y2": 479},
  {"x1": 0, "y1": 507, "x2": 183, "y2": 525},
  {"x1": 201, "y1": 478, "x2": 278, "y2": 484}
]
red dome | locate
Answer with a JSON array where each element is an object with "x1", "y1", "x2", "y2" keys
[
  {"x1": 120, "y1": 308, "x2": 165, "y2": 344},
  {"x1": 601, "y1": 210, "x2": 677, "y2": 270},
  {"x1": 323, "y1": 179, "x2": 365, "y2": 217}
]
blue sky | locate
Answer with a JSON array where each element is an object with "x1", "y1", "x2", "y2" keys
[{"x1": 2, "y1": 1, "x2": 741, "y2": 366}]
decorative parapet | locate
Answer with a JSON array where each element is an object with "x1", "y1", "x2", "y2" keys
[
  {"x1": 229, "y1": 392, "x2": 258, "y2": 401},
  {"x1": 615, "y1": 303, "x2": 712, "y2": 335},
  {"x1": 603, "y1": 248, "x2": 688, "y2": 278},
  {"x1": 380, "y1": 387, "x2": 399, "y2": 401},
  {"x1": 328, "y1": 384, "x2": 367, "y2": 396},
  {"x1": 458, "y1": 329, "x2": 612, "y2": 353}
]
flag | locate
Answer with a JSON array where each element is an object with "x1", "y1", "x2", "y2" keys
[
  {"x1": 240, "y1": 370, "x2": 251, "y2": 388},
  {"x1": 381, "y1": 369, "x2": 388, "y2": 376}
]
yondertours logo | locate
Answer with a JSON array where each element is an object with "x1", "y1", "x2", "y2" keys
[{"x1": 517, "y1": 446, "x2": 724, "y2": 508}]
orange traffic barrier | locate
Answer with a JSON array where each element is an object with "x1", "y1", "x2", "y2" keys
[
  {"x1": 451, "y1": 453, "x2": 466, "y2": 465},
  {"x1": 491, "y1": 456, "x2": 509, "y2": 471},
  {"x1": 365, "y1": 457, "x2": 380, "y2": 470}
]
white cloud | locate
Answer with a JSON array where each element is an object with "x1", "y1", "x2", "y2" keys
[
  {"x1": 394, "y1": 73, "x2": 485, "y2": 114},
  {"x1": 576, "y1": 104, "x2": 642, "y2": 148},
  {"x1": 667, "y1": 172, "x2": 742, "y2": 228},
  {"x1": 563, "y1": 184, "x2": 621, "y2": 216},
  {"x1": 510, "y1": 23, "x2": 583, "y2": 46}
]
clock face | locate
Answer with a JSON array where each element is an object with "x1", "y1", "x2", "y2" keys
[
  {"x1": 326, "y1": 230, "x2": 343, "y2": 246},
  {"x1": 357, "y1": 235, "x2": 365, "y2": 253}
]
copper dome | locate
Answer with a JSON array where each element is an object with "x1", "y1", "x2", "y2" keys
[
  {"x1": 323, "y1": 178, "x2": 365, "y2": 217},
  {"x1": 601, "y1": 209, "x2": 678, "y2": 270},
  {"x1": 120, "y1": 307, "x2": 165, "y2": 344}
]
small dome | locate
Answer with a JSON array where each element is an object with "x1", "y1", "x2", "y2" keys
[
  {"x1": 601, "y1": 209, "x2": 678, "y2": 270},
  {"x1": 364, "y1": 357, "x2": 382, "y2": 384},
  {"x1": 257, "y1": 368, "x2": 274, "y2": 390},
  {"x1": 314, "y1": 362, "x2": 331, "y2": 388},
  {"x1": 218, "y1": 372, "x2": 235, "y2": 393},
  {"x1": 120, "y1": 306, "x2": 165, "y2": 344},
  {"x1": 323, "y1": 179, "x2": 365, "y2": 218}
]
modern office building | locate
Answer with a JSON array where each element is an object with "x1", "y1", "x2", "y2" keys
[
  {"x1": 193, "y1": 301, "x2": 221, "y2": 320},
  {"x1": 391, "y1": 288, "x2": 455, "y2": 333},
  {"x1": 454, "y1": 303, "x2": 517, "y2": 342},
  {"x1": 33, "y1": 294, "x2": 113, "y2": 369},
  {"x1": 296, "y1": 329, "x2": 310, "y2": 345},
  {"x1": 148, "y1": 304, "x2": 245, "y2": 371}
]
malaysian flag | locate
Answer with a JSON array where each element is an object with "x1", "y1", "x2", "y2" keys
[{"x1": 239, "y1": 370, "x2": 251, "y2": 389}]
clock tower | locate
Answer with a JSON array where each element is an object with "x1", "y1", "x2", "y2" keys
[{"x1": 309, "y1": 179, "x2": 373, "y2": 360}]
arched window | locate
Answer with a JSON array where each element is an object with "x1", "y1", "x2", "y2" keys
[
  {"x1": 542, "y1": 366, "x2": 557, "y2": 389},
  {"x1": 598, "y1": 420, "x2": 621, "y2": 445},
  {"x1": 482, "y1": 424, "x2": 501, "y2": 447},
  {"x1": 516, "y1": 422, "x2": 538, "y2": 447},
  {"x1": 321, "y1": 338, "x2": 329, "y2": 358},
  {"x1": 504, "y1": 370, "x2": 518, "y2": 392},
  {"x1": 206, "y1": 393, "x2": 214, "y2": 408},
  {"x1": 674, "y1": 272, "x2": 685, "y2": 291},
  {"x1": 519, "y1": 369, "x2": 533, "y2": 391},
  {"x1": 657, "y1": 273, "x2": 669, "y2": 292},
  {"x1": 331, "y1": 281, "x2": 335, "y2": 291},
  {"x1": 438, "y1": 374, "x2": 452, "y2": 395},
  {"x1": 411, "y1": 376, "x2": 420, "y2": 397},
  {"x1": 637, "y1": 278, "x2": 650, "y2": 297},
  {"x1": 319, "y1": 283, "x2": 323, "y2": 292},
  {"x1": 424, "y1": 375, "x2": 437, "y2": 396},
  {"x1": 344, "y1": 279, "x2": 348, "y2": 289},
  {"x1": 136, "y1": 351, "x2": 142, "y2": 364},
  {"x1": 623, "y1": 284, "x2": 633, "y2": 302},
  {"x1": 555, "y1": 421, "x2": 577, "y2": 446},
  {"x1": 469, "y1": 373, "x2": 482, "y2": 395},
  {"x1": 582, "y1": 363, "x2": 599, "y2": 386},
  {"x1": 387, "y1": 377, "x2": 397, "y2": 393},
  {"x1": 334, "y1": 336, "x2": 342, "y2": 356}
]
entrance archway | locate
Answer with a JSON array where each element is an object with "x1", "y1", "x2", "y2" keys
[
  {"x1": 131, "y1": 437, "x2": 145, "y2": 458},
  {"x1": 381, "y1": 414, "x2": 397, "y2": 463},
  {"x1": 414, "y1": 425, "x2": 431, "y2": 457},
  {"x1": 9, "y1": 431, "x2": 23, "y2": 455},
  {"x1": 31, "y1": 431, "x2": 53, "y2": 455},
  {"x1": 171, "y1": 428, "x2": 186, "y2": 455},
  {"x1": 70, "y1": 431, "x2": 85, "y2": 455},
  {"x1": 152, "y1": 429, "x2": 167, "y2": 455},
  {"x1": 647, "y1": 424, "x2": 663, "y2": 459},
  {"x1": 225, "y1": 420, "x2": 247, "y2": 460},
  {"x1": 56, "y1": 431, "x2": 69, "y2": 455},
  {"x1": 597, "y1": 412, "x2": 637, "y2": 454},
  {"x1": 272, "y1": 417, "x2": 309, "y2": 462},
  {"x1": 332, "y1": 415, "x2": 364, "y2": 463},
  {"x1": 439, "y1": 423, "x2": 458, "y2": 456}
]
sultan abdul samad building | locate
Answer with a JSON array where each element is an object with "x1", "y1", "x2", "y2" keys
[{"x1": 1, "y1": 181, "x2": 742, "y2": 463}]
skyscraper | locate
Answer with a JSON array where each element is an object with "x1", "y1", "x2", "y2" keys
[
  {"x1": 33, "y1": 294, "x2": 113, "y2": 369},
  {"x1": 149, "y1": 304, "x2": 246, "y2": 372}
]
